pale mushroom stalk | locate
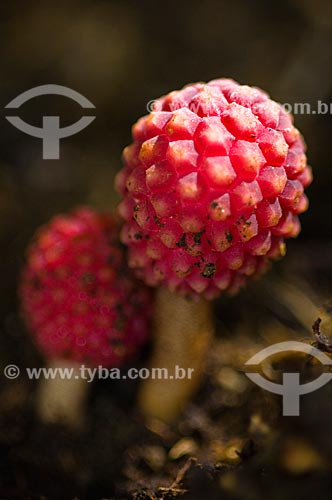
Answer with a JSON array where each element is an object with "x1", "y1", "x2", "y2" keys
[
  {"x1": 138, "y1": 288, "x2": 214, "y2": 421},
  {"x1": 36, "y1": 359, "x2": 87, "y2": 428}
]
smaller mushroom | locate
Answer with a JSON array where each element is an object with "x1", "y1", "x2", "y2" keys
[
  {"x1": 19, "y1": 207, "x2": 151, "y2": 428},
  {"x1": 116, "y1": 78, "x2": 312, "y2": 422}
]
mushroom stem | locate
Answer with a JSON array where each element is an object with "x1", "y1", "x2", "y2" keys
[
  {"x1": 138, "y1": 287, "x2": 214, "y2": 422},
  {"x1": 36, "y1": 359, "x2": 88, "y2": 429}
]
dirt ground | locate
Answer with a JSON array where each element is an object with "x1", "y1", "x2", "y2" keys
[{"x1": 1, "y1": 244, "x2": 332, "y2": 500}]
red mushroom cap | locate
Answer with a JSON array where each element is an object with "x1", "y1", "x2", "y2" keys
[
  {"x1": 19, "y1": 207, "x2": 151, "y2": 366},
  {"x1": 116, "y1": 79, "x2": 312, "y2": 299}
]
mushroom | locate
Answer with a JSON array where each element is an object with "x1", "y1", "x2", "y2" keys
[
  {"x1": 19, "y1": 207, "x2": 151, "y2": 428},
  {"x1": 115, "y1": 78, "x2": 312, "y2": 422}
]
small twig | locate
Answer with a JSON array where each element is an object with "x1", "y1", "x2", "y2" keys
[{"x1": 170, "y1": 457, "x2": 196, "y2": 489}]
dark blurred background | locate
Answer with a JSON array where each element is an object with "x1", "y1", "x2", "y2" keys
[{"x1": 0, "y1": 0, "x2": 332, "y2": 498}]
